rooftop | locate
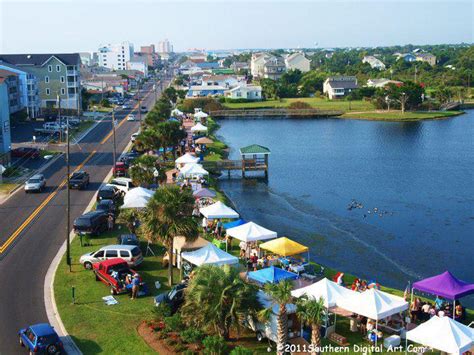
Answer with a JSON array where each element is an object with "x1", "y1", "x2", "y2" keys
[
  {"x1": 0, "y1": 53, "x2": 80, "y2": 66},
  {"x1": 240, "y1": 144, "x2": 271, "y2": 155}
]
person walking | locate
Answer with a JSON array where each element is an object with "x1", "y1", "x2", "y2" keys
[
  {"x1": 107, "y1": 213, "x2": 114, "y2": 231},
  {"x1": 131, "y1": 274, "x2": 140, "y2": 300}
]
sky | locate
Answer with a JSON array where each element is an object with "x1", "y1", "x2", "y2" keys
[{"x1": 0, "y1": 0, "x2": 473, "y2": 53}]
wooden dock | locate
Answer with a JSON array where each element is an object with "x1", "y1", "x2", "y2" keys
[
  {"x1": 210, "y1": 108, "x2": 344, "y2": 118},
  {"x1": 202, "y1": 159, "x2": 268, "y2": 178}
]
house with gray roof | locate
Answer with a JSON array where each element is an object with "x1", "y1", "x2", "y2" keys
[{"x1": 323, "y1": 76, "x2": 358, "y2": 99}]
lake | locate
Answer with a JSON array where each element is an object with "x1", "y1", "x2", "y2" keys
[{"x1": 216, "y1": 111, "x2": 474, "y2": 298}]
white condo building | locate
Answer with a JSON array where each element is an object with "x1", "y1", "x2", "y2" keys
[
  {"x1": 158, "y1": 39, "x2": 173, "y2": 53},
  {"x1": 98, "y1": 42, "x2": 134, "y2": 70}
]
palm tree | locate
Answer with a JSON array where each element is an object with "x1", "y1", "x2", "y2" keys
[
  {"x1": 128, "y1": 155, "x2": 157, "y2": 186},
  {"x1": 116, "y1": 209, "x2": 139, "y2": 234},
  {"x1": 263, "y1": 280, "x2": 293, "y2": 355},
  {"x1": 141, "y1": 185, "x2": 198, "y2": 286},
  {"x1": 296, "y1": 296, "x2": 326, "y2": 355},
  {"x1": 181, "y1": 264, "x2": 261, "y2": 340}
]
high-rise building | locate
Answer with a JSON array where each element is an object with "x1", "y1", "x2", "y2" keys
[
  {"x1": 98, "y1": 41, "x2": 134, "y2": 70},
  {"x1": 140, "y1": 45, "x2": 155, "y2": 54},
  {"x1": 158, "y1": 39, "x2": 173, "y2": 53}
]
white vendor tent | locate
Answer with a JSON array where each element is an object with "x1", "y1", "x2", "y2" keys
[
  {"x1": 226, "y1": 221, "x2": 277, "y2": 242},
  {"x1": 181, "y1": 243, "x2": 239, "y2": 266},
  {"x1": 406, "y1": 316, "x2": 474, "y2": 355},
  {"x1": 121, "y1": 187, "x2": 154, "y2": 209},
  {"x1": 171, "y1": 108, "x2": 184, "y2": 116},
  {"x1": 179, "y1": 163, "x2": 209, "y2": 178},
  {"x1": 337, "y1": 288, "x2": 408, "y2": 320},
  {"x1": 194, "y1": 111, "x2": 208, "y2": 119},
  {"x1": 175, "y1": 153, "x2": 200, "y2": 166},
  {"x1": 200, "y1": 201, "x2": 239, "y2": 219},
  {"x1": 191, "y1": 122, "x2": 208, "y2": 132},
  {"x1": 291, "y1": 278, "x2": 356, "y2": 308}
]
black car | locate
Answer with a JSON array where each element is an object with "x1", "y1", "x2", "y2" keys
[
  {"x1": 119, "y1": 151, "x2": 140, "y2": 164},
  {"x1": 96, "y1": 199, "x2": 116, "y2": 215},
  {"x1": 73, "y1": 211, "x2": 108, "y2": 236},
  {"x1": 69, "y1": 171, "x2": 90, "y2": 190},
  {"x1": 117, "y1": 234, "x2": 139, "y2": 246},
  {"x1": 154, "y1": 282, "x2": 187, "y2": 313},
  {"x1": 97, "y1": 185, "x2": 121, "y2": 202}
]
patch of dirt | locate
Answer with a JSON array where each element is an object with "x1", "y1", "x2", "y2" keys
[{"x1": 137, "y1": 321, "x2": 176, "y2": 355}]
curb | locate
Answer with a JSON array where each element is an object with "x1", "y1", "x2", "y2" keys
[{"x1": 44, "y1": 140, "x2": 133, "y2": 354}]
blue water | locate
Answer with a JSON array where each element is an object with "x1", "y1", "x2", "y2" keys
[{"x1": 217, "y1": 111, "x2": 474, "y2": 300}]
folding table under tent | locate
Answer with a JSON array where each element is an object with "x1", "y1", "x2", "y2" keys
[
  {"x1": 175, "y1": 153, "x2": 200, "y2": 166},
  {"x1": 406, "y1": 316, "x2": 474, "y2": 355},
  {"x1": 181, "y1": 243, "x2": 239, "y2": 267},
  {"x1": 200, "y1": 201, "x2": 239, "y2": 219},
  {"x1": 248, "y1": 266, "x2": 299, "y2": 285},
  {"x1": 412, "y1": 271, "x2": 474, "y2": 318},
  {"x1": 259, "y1": 237, "x2": 309, "y2": 260}
]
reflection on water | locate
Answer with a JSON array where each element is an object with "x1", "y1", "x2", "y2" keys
[{"x1": 217, "y1": 112, "x2": 474, "y2": 301}]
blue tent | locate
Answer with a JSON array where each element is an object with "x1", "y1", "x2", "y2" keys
[
  {"x1": 224, "y1": 219, "x2": 246, "y2": 229},
  {"x1": 248, "y1": 266, "x2": 298, "y2": 284},
  {"x1": 168, "y1": 117, "x2": 179, "y2": 122}
]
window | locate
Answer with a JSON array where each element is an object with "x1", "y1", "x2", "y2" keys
[
  {"x1": 105, "y1": 250, "x2": 118, "y2": 258},
  {"x1": 45, "y1": 88, "x2": 50, "y2": 95},
  {"x1": 48, "y1": 65, "x2": 52, "y2": 72},
  {"x1": 56, "y1": 65, "x2": 61, "y2": 72},
  {"x1": 45, "y1": 76, "x2": 49, "y2": 83},
  {"x1": 60, "y1": 76, "x2": 65, "y2": 83},
  {"x1": 119, "y1": 250, "x2": 130, "y2": 258},
  {"x1": 94, "y1": 250, "x2": 104, "y2": 258},
  {"x1": 61, "y1": 88, "x2": 65, "y2": 95}
]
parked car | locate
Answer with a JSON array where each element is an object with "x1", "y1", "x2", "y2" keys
[
  {"x1": 24, "y1": 174, "x2": 46, "y2": 193},
  {"x1": 93, "y1": 258, "x2": 145, "y2": 295},
  {"x1": 11, "y1": 147, "x2": 40, "y2": 159},
  {"x1": 69, "y1": 171, "x2": 90, "y2": 190},
  {"x1": 113, "y1": 162, "x2": 128, "y2": 177},
  {"x1": 96, "y1": 199, "x2": 116, "y2": 215},
  {"x1": 97, "y1": 185, "x2": 121, "y2": 202},
  {"x1": 131, "y1": 132, "x2": 139, "y2": 143},
  {"x1": 119, "y1": 151, "x2": 140, "y2": 165},
  {"x1": 80, "y1": 244, "x2": 143, "y2": 269},
  {"x1": 117, "y1": 234, "x2": 139, "y2": 246},
  {"x1": 106, "y1": 177, "x2": 135, "y2": 193},
  {"x1": 127, "y1": 114, "x2": 136, "y2": 121},
  {"x1": 154, "y1": 282, "x2": 188, "y2": 313},
  {"x1": 73, "y1": 210, "x2": 108, "y2": 236},
  {"x1": 19, "y1": 323, "x2": 63, "y2": 354}
]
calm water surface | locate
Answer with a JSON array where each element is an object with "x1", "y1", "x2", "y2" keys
[{"x1": 217, "y1": 111, "x2": 474, "y2": 296}]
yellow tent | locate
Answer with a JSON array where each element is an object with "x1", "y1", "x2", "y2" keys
[{"x1": 259, "y1": 237, "x2": 309, "y2": 257}]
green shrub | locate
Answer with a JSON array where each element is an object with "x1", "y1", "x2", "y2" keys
[
  {"x1": 164, "y1": 313, "x2": 183, "y2": 332},
  {"x1": 288, "y1": 101, "x2": 312, "y2": 109},
  {"x1": 230, "y1": 346, "x2": 254, "y2": 355},
  {"x1": 224, "y1": 98, "x2": 250, "y2": 104},
  {"x1": 100, "y1": 99, "x2": 110, "y2": 107},
  {"x1": 165, "y1": 338, "x2": 177, "y2": 347},
  {"x1": 180, "y1": 328, "x2": 204, "y2": 344},
  {"x1": 174, "y1": 343, "x2": 188, "y2": 353},
  {"x1": 153, "y1": 302, "x2": 172, "y2": 321},
  {"x1": 202, "y1": 335, "x2": 228, "y2": 355}
]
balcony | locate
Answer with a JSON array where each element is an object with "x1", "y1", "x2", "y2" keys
[{"x1": 67, "y1": 81, "x2": 79, "y2": 88}]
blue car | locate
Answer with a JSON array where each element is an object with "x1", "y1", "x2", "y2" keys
[{"x1": 19, "y1": 323, "x2": 63, "y2": 354}]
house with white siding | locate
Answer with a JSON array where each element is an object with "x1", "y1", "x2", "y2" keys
[
  {"x1": 323, "y1": 76, "x2": 358, "y2": 99},
  {"x1": 284, "y1": 52, "x2": 311, "y2": 72}
]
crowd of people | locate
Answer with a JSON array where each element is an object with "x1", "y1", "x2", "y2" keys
[{"x1": 410, "y1": 296, "x2": 465, "y2": 322}]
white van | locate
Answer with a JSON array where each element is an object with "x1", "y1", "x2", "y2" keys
[
  {"x1": 79, "y1": 245, "x2": 143, "y2": 269},
  {"x1": 106, "y1": 177, "x2": 135, "y2": 193}
]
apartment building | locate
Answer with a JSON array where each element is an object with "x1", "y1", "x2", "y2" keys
[{"x1": 98, "y1": 42, "x2": 134, "y2": 71}]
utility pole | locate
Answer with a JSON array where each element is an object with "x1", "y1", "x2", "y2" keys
[
  {"x1": 112, "y1": 107, "x2": 117, "y2": 167},
  {"x1": 65, "y1": 98, "x2": 71, "y2": 272},
  {"x1": 137, "y1": 81, "x2": 141, "y2": 122},
  {"x1": 58, "y1": 94, "x2": 62, "y2": 143}
]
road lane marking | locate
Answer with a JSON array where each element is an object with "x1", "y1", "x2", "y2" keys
[{"x1": 0, "y1": 88, "x2": 153, "y2": 254}]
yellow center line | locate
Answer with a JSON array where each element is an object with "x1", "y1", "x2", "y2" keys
[{"x1": 0, "y1": 88, "x2": 153, "y2": 254}]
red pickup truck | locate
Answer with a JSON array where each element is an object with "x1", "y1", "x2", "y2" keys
[
  {"x1": 113, "y1": 162, "x2": 128, "y2": 177},
  {"x1": 93, "y1": 258, "x2": 138, "y2": 295}
]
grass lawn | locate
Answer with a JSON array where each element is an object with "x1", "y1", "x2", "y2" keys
[
  {"x1": 70, "y1": 120, "x2": 96, "y2": 140},
  {"x1": 54, "y1": 227, "x2": 180, "y2": 354},
  {"x1": 341, "y1": 110, "x2": 463, "y2": 121},
  {"x1": 224, "y1": 97, "x2": 375, "y2": 112}
]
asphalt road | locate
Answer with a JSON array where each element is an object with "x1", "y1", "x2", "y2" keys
[{"x1": 0, "y1": 81, "x2": 163, "y2": 354}]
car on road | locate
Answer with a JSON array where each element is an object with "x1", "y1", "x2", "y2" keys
[
  {"x1": 140, "y1": 106, "x2": 148, "y2": 113},
  {"x1": 113, "y1": 161, "x2": 128, "y2": 177},
  {"x1": 92, "y1": 258, "x2": 144, "y2": 295},
  {"x1": 154, "y1": 282, "x2": 188, "y2": 313},
  {"x1": 81, "y1": 244, "x2": 143, "y2": 269},
  {"x1": 19, "y1": 323, "x2": 63, "y2": 354},
  {"x1": 106, "y1": 177, "x2": 135, "y2": 193},
  {"x1": 96, "y1": 199, "x2": 116, "y2": 215},
  {"x1": 24, "y1": 174, "x2": 46, "y2": 193},
  {"x1": 127, "y1": 114, "x2": 136, "y2": 121},
  {"x1": 11, "y1": 147, "x2": 40, "y2": 159},
  {"x1": 73, "y1": 210, "x2": 108, "y2": 236},
  {"x1": 69, "y1": 170, "x2": 90, "y2": 190},
  {"x1": 97, "y1": 185, "x2": 122, "y2": 202}
]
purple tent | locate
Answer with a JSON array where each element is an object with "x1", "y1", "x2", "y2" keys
[
  {"x1": 193, "y1": 188, "x2": 216, "y2": 199},
  {"x1": 412, "y1": 271, "x2": 474, "y2": 300}
]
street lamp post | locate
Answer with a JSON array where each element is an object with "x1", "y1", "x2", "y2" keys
[
  {"x1": 63, "y1": 95, "x2": 71, "y2": 272},
  {"x1": 137, "y1": 82, "x2": 141, "y2": 122}
]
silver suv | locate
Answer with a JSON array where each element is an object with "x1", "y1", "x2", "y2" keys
[{"x1": 24, "y1": 174, "x2": 46, "y2": 193}]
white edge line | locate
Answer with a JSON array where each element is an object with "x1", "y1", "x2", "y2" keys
[{"x1": 44, "y1": 140, "x2": 134, "y2": 354}]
